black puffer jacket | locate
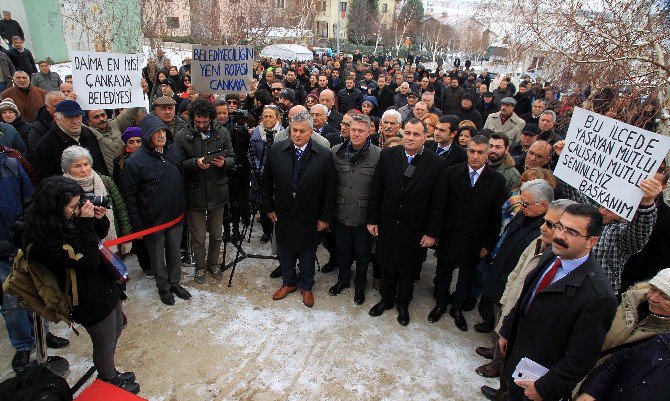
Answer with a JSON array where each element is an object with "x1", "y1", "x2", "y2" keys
[
  {"x1": 337, "y1": 87, "x2": 364, "y2": 114},
  {"x1": 120, "y1": 115, "x2": 185, "y2": 231},
  {"x1": 27, "y1": 105, "x2": 53, "y2": 162}
]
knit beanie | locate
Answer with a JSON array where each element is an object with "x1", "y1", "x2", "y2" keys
[
  {"x1": 121, "y1": 126, "x2": 142, "y2": 143},
  {"x1": 0, "y1": 98, "x2": 20, "y2": 117},
  {"x1": 649, "y1": 268, "x2": 670, "y2": 297}
]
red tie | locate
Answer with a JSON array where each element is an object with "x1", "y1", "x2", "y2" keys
[{"x1": 530, "y1": 258, "x2": 562, "y2": 304}]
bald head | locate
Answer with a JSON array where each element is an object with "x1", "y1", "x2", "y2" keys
[
  {"x1": 45, "y1": 91, "x2": 66, "y2": 117},
  {"x1": 319, "y1": 89, "x2": 335, "y2": 111},
  {"x1": 288, "y1": 105, "x2": 307, "y2": 119}
]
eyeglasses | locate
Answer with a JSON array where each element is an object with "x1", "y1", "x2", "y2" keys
[
  {"x1": 226, "y1": 100, "x2": 239, "y2": 105},
  {"x1": 519, "y1": 200, "x2": 542, "y2": 208},
  {"x1": 554, "y1": 222, "x2": 590, "y2": 238},
  {"x1": 543, "y1": 219, "x2": 556, "y2": 229},
  {"x1": 271, "y1": 87, "x2": 283, "y2": 91},
  {"x1": 66, "y1": 203, "x2": 80, "y2": 215}
]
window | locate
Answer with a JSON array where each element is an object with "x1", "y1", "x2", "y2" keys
[
  {"x1": 340, "y1": 2, "x2": 347, "y2": 12},
  {"x1": 317, "y1": 21, "x2": 328, "y2": 38},
  {"x1": 166, "y1": 17, "x2": 179, "y2": 29},
  {"x1": 382, "y1": 3, "x2": 388, "y2": 13}
]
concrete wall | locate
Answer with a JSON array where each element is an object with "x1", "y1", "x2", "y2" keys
[{"x1": 4, "y1": 0, "x2": 69, "y2": 62}]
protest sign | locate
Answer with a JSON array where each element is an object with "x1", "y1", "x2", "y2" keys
[
  {"x1": 71, "y1": 51, "x2": 144, "y2": 109},
  {"x1": 191, "y1": 45, "x2": 254, "y2": 94},
  {"x1": 554, "y1": 107, "x2": 670, "y2": 221}
]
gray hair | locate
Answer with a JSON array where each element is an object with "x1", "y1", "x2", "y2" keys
[
  {"x1": 61, "y1": 145, "x2": 92, "y2": 174},
  {"x1": 381, "y1": 109, "x2": 402, "y2": 124},
  {"x1": 520, "y1": 179, "x2": 555, "y2": 203},
  {"x1": 45, "y1": 91, "x2": 66, "y2": 106},
  {"x1": 541, "y1": 110, "x2": 557, "y2": 122},
  {"x1": 533, "y1": 99, "x2": 547, "y2": 107},
  {"x1": 310, "y1": 104, "x2": 328, "y2": 115},
  {"x1": 421, "y1": 92, "x2": 435, "y2": 100},
  {"x1": 350, "y1": 114, "x2": 372, "y2": 130},
  {"x1": 291, "y1": 110, "x2": 313, "y2": 130},
  {"x1": 548, "y1": 199, "x2": 577, "y2": 212}
]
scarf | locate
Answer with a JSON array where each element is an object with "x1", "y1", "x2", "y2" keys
[
  {"x1": 260, "y1": 122, "x2": 281, "y2": 142},
  {"x1": 346, "y1": 138, "x2": 371, "y2": 164},
  {"x1": 63, "y1": 171, "x2": 118, "y2": 252}
]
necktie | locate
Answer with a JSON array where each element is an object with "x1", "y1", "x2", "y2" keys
[
  {"x1": 470, "y1": 170, "x2": 478, "y2": 187},
  {"x1": 529, "y1": 258, "x2": 562, "y2": 305},
  {"x1": 295, "y1": 147, "x2": 303, "y2": 160},
  {"x1": 407, "y1": 155, "x2": 414, "y2": 165},
  {"x1": 436, "y1": 147, "x2": 446, "y2": 156}
]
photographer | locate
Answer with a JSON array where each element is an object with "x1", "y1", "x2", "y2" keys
[
  {"x1": 21, "y1": 176, "x2": 139, "y2": 393},
  {"x1": 248, "y1": 105, "x2": 283, "y2": 244},
  {"x1": 61, "y1": 145, "x2": 131, "y2": 254},
  {"x1": 175, "y1": 98, "x2": 235, "y2": 284}
]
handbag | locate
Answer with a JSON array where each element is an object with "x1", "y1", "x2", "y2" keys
[{"x1": 98, "y1": 242, "x2": 128, "y2": 284}]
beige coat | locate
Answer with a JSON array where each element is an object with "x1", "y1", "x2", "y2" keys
[
  {"x1": 483, "y1": 111, "x2": 526, "y2": 146},
  {"x1": 496, "y1": 236, "x2": 544, "y2": 333}
]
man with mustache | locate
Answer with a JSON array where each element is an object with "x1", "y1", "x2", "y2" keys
[{"x1": 499, "y1": 203, "x2": 618, "y2": 401}]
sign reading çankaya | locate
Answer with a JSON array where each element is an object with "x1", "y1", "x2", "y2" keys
[
  {"x1": 191, "y1": 45, "x2": 254, "y2": 94},
  {"x1": 554, "y1": 107, "x2": 670, "y2": 221},
  {"x1": 71, "y1": 51, "x2": 144, "y2": 109}
]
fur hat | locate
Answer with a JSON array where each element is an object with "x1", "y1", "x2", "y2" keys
[
  {"x1": 0, "y1": 98, "x2": 20, "y2": 117},
  {"x1": 649, "y1": 268, "x2": 670, "y2": 297}
]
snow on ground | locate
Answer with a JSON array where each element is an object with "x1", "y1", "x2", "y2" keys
[{"x1": 0, "y1": 222, "x2": 498, "y2": 400}]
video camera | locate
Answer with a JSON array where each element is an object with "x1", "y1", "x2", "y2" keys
[
  {"x1": 80, "y1": 192, "x2": 111, "y2": 208},
  {"x1": 231, "y1": 109, "x2": 249, "y2": 126}
]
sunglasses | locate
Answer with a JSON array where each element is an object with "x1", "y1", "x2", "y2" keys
[
  {"x1": 226, "y1": 100, "x2": 239, "y2": 105},
  {"x1": 272, "y1": 87, "x2": 283, "y2": 91},
  {"x1": 543, "y1": 219, "x2": 556, "y2": 229}
]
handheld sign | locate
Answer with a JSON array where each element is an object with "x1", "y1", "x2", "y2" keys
[
  {"x1": 554, "y1": 107, "x2": 670, "y2": 221},
  {"x1": 71, "y1": 51, "x2": 144, "y2": 109},
  {"x1": 191, "y1": 45, "x2": 254, "y2": 95}
]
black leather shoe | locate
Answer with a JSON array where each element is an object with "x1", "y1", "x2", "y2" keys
[
  {"x1": 99, "y1": 374, "x2": 140, "y2": 394},
  {"x1": 159, "y1": 289, "x2": 175, "y2": 305},
  {"x1": 354, "y1": 289, "x2": 365, "y2": 305},
  {"x1": 462, "y1": 296, "x2": 478, "y2": 312},
  {"x1": 474, "y1": 322, "x2": 494, "y2": 333},
  {"x1": 369, "y1": 300, "x2": 394, "y2": 317},
  {"x1": 476, "y1": 346, "x2": 494, "y2": 360},
  {"x1": 260, "y1": 233, "x2": 271, "y2": 244},
  {"x1": 450, "y1": 306, "x2": 468, "y2": 331},
  {"x1": 481, "y1": 385, "x2": 502, "y2": 401},
  {"x1": 11, "y1": 350, "x2": 31, "y2": 373},
  {"x1": 328, "y1": 282, "x2": 349, "y2": 296},
  {"x1": 116, "y1": 370, "x2": 136, "y2": 383},
  {"x1": 321, "y1": 259, "x2": 337, "y2": 273},
  {"x1": 170, "y1": 285, "x2": 192, "y2": 300},
  {"x1": 46, "y1": 333, "x2": 70, "y2": 349},
  {"x1": 427, "y1": 306, "x2": 447, "y2": 323},
  {"x1": 397, "y1": 306, "x2": 410, "y2": 326},
  {"x1": 270, "y1": 266, "x2": 282, "y2": 278}
]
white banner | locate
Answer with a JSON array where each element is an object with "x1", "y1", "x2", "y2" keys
[
  {"x1": 554, "y1": 107, "x2": 670, "y2": 221},
  {"x1": 71, "y1": 51, "x2": 144, "y2": 109},
  {"x1": 191, "y1": 45, "x2": 254, "y2": 95}
]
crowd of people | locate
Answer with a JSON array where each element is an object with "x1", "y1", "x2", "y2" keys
[{"x1": 1, "y1": 24, "x2": 669, "y2": 399}]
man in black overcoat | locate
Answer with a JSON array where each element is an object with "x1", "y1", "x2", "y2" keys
[
  {"x1": 262, "y1": 111, "x2": 336, "y2": 308},
  {"x1": 499, "y1": 203, "x2": 617, "y2": 401},
  {"x1": 425, "y1": 114, "x2": 467, "y2": 170},
  {"x1": 367, "y1": 118, "x2": 447, "y2": 326},
  {"x1": 429, "y1": 134, "x2": 507, "y2": 331}
]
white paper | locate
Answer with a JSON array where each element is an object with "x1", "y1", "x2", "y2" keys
[
  {"x1": 513, "y1": 357, "x2": 549, "y2": 382},
  {"x1": 191, "y1": 45, "x2": 254, "y2": 95}
]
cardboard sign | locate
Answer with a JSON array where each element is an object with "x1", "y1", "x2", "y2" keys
[
  {"x1": 554, "y1": 107, "x2": 670, "y2": 220},
  {"x1": 191, "y1": 45, "x2": 253, "y2": 94},
  {"x1": 71, "y1": 51, "x2": 144, "y2": 109}
]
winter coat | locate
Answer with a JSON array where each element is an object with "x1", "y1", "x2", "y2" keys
[
  {"x1": 338, "y1": 87, "x2": 364, "y2": 114},
  {"x1": 496, "y1": 237, "x2": 544, "y2": 333},
  {"x1": 89, "y1": 108, "x2": 142, "y2": 174},
  {"x1": 483, "y1": 111, "x2": 526, "y2": 145},
  {"x1": 490, "y1": 152, "x2": 521, "y2": 197},
  {"x1": 514, "y1": 92, "x2": 532, "y2": 116},
  {"x1": 579, "y1": 334, "x2": 670, "y2": 401},
  {"x1": 26, "y1": 105, "x2": 52, "y2": 163},
  {"x1": 30, "y1": 71, "x2": 62, "y2": 92},
  {"x1": 332, "y1": 140, "x2": 381, "y2": 226},
  {"x1": 261, "y1": 138, "x2": 336, "y2": 251},
  {"x1": 101, "y1": 175, "x2": 132, "y2": 239},
  {"x1": 120, "y1": 115, "x2": 185, "y2": 231},
  {"x1": 0, "y1": 19, "x2": 24, "y2": 42},
  {"x1": 492, "y1": 86, "x2": 513, "y2": 106},
  {"x1": 477, "y1": 100, "x2": 499, "y2": 123},
  {"x1": 29, "y1": 216, "x2": 120, "y2": 327},
  {"x1": 0, "y1": 152, "x2": 32, "y2": 258},
  {"x1": 601, "y1": 283, "x2": 670, "y2": 352},
  {"x1": 283, "y1": 79, "x2": 306, "y2": 106},
  {"x1": 34, "y1": 124, "x2": 108, "y2": 182},
  {"x1": 454, "y1": 105, "x2": 484, "y2": 129},
  {"x1": 0, "y1": 121, "x2": 25, "y2": 154},
  {"x1": 248, "y1": 125, "x2": 281, "y2": 205},
  {"x1": 0, "y1": 51, "x2": 15, "y2": 85},
  {"x1": 372, "y1": 86, "x2": 395, "y2": 116},
  {"x1": 0, "y1": 145, "x2": 36, "y2": 186},
  {"x1": 441, "y1": 86, "x2": 464, "y2": 114},
  {"x1": 485, "y1": 212, "x2": 545, "y2": 303},
  {"x1": 394, "y1": 93, "x2": 408, "y2": 109},
  {"x1": 174, "y1": 120, "x2": 235, "y2": 211},
  {"x1": 6, "y1": 47, "x2": 37, "y2": 75},
  {"x1": 7, "y1": 115, "x2": 31, "y2": 146},
  {"x1": 0, "y1": 85, "x2": 45, "y2": 123}
]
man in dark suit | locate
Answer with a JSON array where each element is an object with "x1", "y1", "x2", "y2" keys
[
  {"x1": 367, "y1": 118, "x2": 447, "y2": 326},
  {"x1": 425, "y1": 115, "x2": 467, "y2": 169},
  {"x1": 262, "y1": 111, "x2": 336, "y2": 308},
  {"x1": 499, "y1": 203, "x2": 617, "y2": 401},
  {"x1": 319, "y1": 89, "x2": 343, "y2": 131},
  {"x1": 428, "y1": 135, "x2": 506, "y2": 331},
  {"x1": 310, "y1": 104, "x2": 340, "y2": 147}
]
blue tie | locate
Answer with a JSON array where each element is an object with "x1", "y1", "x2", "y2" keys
[
  {"x1": 295, "y1": 147, "x2": 303, "y2": 160},
  {"x1": 407, "y1": 155, "x2": 414, "y2": 165},
  {"x1": 436, "y1": 147, "x2": 446, "y2": 156},
  {"x1": 470, "y1": 170, "x2": 478, "y2": 187}
]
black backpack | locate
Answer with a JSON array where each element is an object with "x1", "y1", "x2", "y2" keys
[{"x1": 0, "y1": 365, "x2": 72, "y2": 401}]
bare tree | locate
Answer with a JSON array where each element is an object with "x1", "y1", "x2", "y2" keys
[{"x1": 420, "y1": 18, "x2": 453, "y2": 62}]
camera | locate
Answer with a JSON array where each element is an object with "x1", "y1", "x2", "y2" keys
[
  {"x1": 80, "y1": 192, "x2": 111, "y2": 208},
  {"x1": 231, "y1": 109, "x2": 249, "y2": 125}
]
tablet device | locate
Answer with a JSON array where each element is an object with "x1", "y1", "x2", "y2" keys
[{"x1": 203, "y1": 149, "x2": 226, "y2": 164}]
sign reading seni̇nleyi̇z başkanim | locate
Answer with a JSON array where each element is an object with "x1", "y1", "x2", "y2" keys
[
  {"x1": 71, "y1": 51, "x2": 144, "y2": 109},
  {"x1": 190, "y1": 45, "x2": 254, "y2": 95},
  {"x1": 554, "y1": 107, "x2": 670, "y2": 221}
]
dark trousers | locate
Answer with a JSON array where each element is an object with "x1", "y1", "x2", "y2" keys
[
  {"x1": 371, "y1": 254, "x2": 381, "y2": 279},
  {"x1": 507, "y1": 378, "x2": 526, "y2": 401},
  {"x1": 478, "y1": 293, "x2": 496, "y2": 326},
  {"x1": 278, "y1": 246, "x2": 317, "y2": 291},
  {"x1": 132, "y1": 238, "x2": 151, "y2": 272},
  {"x1": 84, "y1": 301, "x2": 124, "y2": 379},
  {"x1": 381, "y1": 266, "x2": 416, "y2": 307},
  {"x1": 323, "y1": 229, "x2": 337, "y2": 261},
  {"x1": 334, "y1": 222, "x2": 371, "y2": 290},
  {"x1": 259, "y1": 213, "x2": 273, "y2": 235},
  {"x1": 145, "y1": 223, "x2": 184, "y2": 291},
  {"x1": 435, "y1": 260, "x2": 476, "y2": 308}
]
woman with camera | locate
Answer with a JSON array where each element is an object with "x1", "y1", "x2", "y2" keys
[
  {"x1": 22, "y1": 176, "x2": 139, "y2": 393},
  {"x1": 61, "y1": 145, "x2": 131, "y2": 254}
]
